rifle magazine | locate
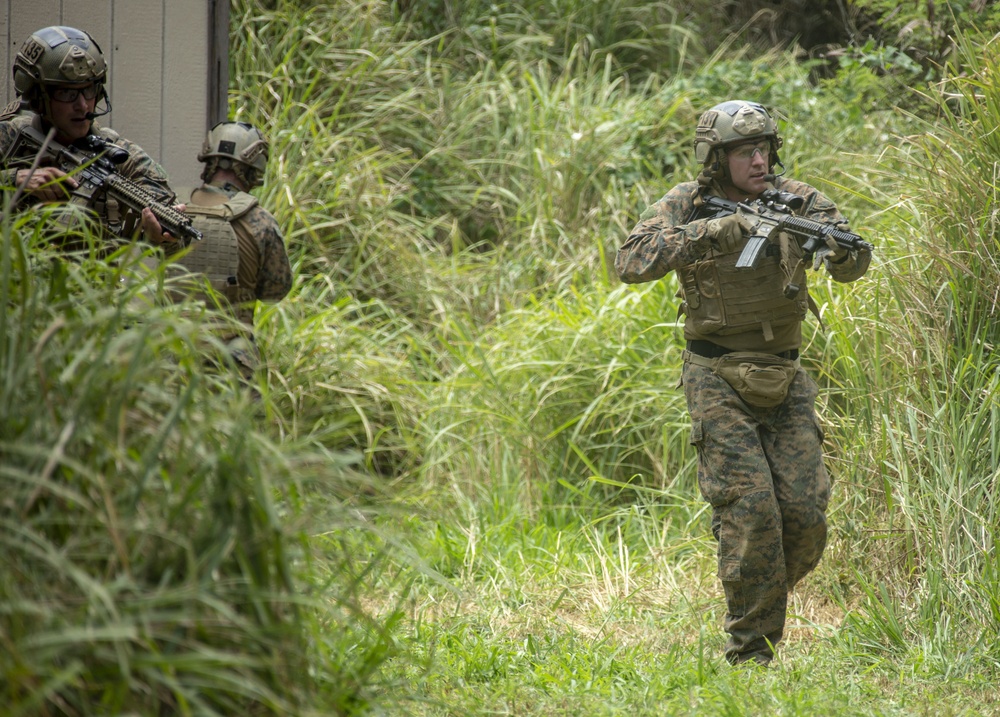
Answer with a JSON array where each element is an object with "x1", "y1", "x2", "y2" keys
[{"x1": 735, "y1": 235, "x2": 769, "y2": 270}]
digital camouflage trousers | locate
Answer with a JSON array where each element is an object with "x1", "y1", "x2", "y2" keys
[{"x1": 683, "y1": 359, "x2": 830, "y2": 664}]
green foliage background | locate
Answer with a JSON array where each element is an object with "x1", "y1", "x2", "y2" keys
[{"x1": 5, "y1": 0, "x2": 1000, "y2": 714}]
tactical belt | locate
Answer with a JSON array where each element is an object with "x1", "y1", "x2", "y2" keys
[{"x1": 685, "y1": 339, "x2": 799, "y2": 362}]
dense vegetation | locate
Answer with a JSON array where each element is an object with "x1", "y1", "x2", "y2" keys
[{"x1": 4, "y1": 0, "x2": 1000, "y2": 714}]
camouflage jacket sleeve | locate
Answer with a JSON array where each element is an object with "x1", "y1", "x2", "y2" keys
[
  {"x1": 0, "y1": 120, "x2": 23, "y2": 187},
  {"x1": 775, "y1": 177, "x2": 871, "y2": 284},
  {"x1": 615, "y1": 181, "x2": 719, "y2": 284},
  {"x1": 236, "y1": 206, "x2": 292, "y2": 302}
]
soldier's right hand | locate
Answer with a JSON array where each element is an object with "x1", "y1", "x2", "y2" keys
[
  {"x1": 16, "y1": 166, "x2": 78, "y2": 202},
  {"x1": 706, "y1": 210, "x2": 754, "y2": 254}
]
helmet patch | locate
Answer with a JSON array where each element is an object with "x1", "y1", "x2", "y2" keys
[
  {"x1": 20, "y1": 38, "x2": 45, "y2": 66},
  {"x1": 697, "y1": 110, "x2": 719, "y2": 131}
]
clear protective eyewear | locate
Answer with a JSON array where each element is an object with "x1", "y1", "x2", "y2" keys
[
  {"x1": 729, "y1": 140, "x2": 771, "y2": 161},
  {"x1": 48, "y1": 84, "x2": 101, "y2": 103}
]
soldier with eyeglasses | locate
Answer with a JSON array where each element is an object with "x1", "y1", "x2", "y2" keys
[
  {"x1": 0, "y1": 26, "x2": 177, "y2": 245},
  {"x1": 616, "y1": 100, "x2": 871, "y2": 667}
]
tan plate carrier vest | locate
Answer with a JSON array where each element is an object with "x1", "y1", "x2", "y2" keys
[
  {"x1": 165, "y1": 187, "x2": 258, "y2": 328},
  {"x1": 677, "y1": 231, "x2": 811, "y2": 342}
]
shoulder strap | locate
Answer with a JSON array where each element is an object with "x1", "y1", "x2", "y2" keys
[
  {"x1": 778, "y1": 232, "x2": 825, "y2": 331},
  {"x1": 185, "y1": 202, "x2": 232, "y2": 219},
  {"x1": 806, "y1": 292, "x2": 825, "y2": 331},
  {"x1": 188, "y1": 186, "x2": 258, "y2": 219},
  {"x1": 688, "y1": 185, "x2": 709, "y2": 222},
  {"x1": 225, "y1": 190, "x2": 258, "y2": 219},
  {"x1": 186, "y1": 186, "x2": 235, "y2": 219}
]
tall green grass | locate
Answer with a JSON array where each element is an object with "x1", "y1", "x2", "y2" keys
[
  {"x1": 801, "y1": 28, "x2": 1000, "y2": 680},
  {"x1": 0, "y1": 202, "x2": 407, "y2": 713},
  {"x1": 233, "y1": 1, "x2": 1000, "y2": 712},
  {"x1": 397, "y1": 0, "x2": 702, "y2": 77}
]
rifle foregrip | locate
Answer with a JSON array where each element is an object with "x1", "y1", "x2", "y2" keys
[
  {"x1": 147, "y1": 203, "x2": 202, "y2": 243},
  {"x1": 106, "y1": 174, "x2": 202, "y2": 243}
]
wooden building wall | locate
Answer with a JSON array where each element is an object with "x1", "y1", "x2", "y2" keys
[{"x1": 1, "y1": 0, "x2": 229, "y2": 188}]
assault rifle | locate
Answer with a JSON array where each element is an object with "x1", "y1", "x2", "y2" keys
[
  {"x1": 699, "y1": 189, "x2": 873, "y2": 297},
  {"x1": 5, "y1": 125, "x2": 201, "y2": 244}
]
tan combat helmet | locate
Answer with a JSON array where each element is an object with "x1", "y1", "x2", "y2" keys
[
  {"x1": 13, "y1": 26, "x2": 108, "y2": 112},
  {"x1": 198, "y1": 121, "x2": 269, "y2": 188},
  {"x1": 694, "y1": 100, "x2": 783, "y2": 178}
]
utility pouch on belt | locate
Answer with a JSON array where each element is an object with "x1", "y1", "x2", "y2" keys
[{"x1": 685, "y1": 350, "x2": 798, "y2": 408}]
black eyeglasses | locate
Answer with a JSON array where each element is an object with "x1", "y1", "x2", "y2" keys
[{"x1": 49, "y1": 85, "x2": 101, "y2": 103}]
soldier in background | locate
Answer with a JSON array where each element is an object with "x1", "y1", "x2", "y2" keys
[
  {"x1": 616, "y1": 100, "x2": 871, "y2": 666},
  {"x1": 159, "y1": 121, "x2": 293, "y2": 390},
  {"x1": 0, "y1": 25, "x2": 176, "y2": 245}
]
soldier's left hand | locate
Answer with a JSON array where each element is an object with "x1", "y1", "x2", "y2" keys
[
  {"x1": 813, "y1": 244, "x2": 848, "y2": 270},
  {"x1": 141, "y1": 204, "x2": 186, "y2": 248}
]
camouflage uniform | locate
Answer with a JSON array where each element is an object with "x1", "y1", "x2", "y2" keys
[
  {"x1": 617, "y1": 132, "x2": 869, "y2": 663},
  {"x1": 174, "y1": 181, "x2": 292, "y2": 379},
  {"x1": 683, "y1": 346, "x2": 829, "y2": 663},
  {"x1": 2, "y1": 25, "x2": 174, "y2": 231},
  {"x1": 0, "y1": 109, "x2": 175, "y2": 231}
]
